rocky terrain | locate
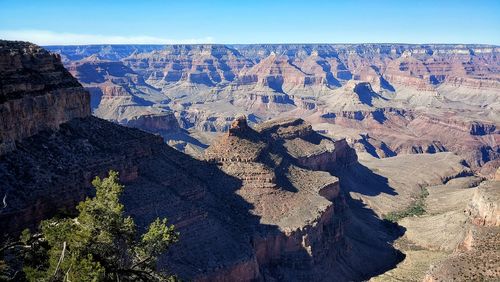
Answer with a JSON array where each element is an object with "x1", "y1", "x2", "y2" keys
[
  {"x1": 354, "y1": 156, "x2": 500, "y2": 282},
  {"x1": 1, "y1": 40, "x2": 498, "y2": 281},
  {"x1": 1, "y1": 40, "x2": 406, "y2": 281},
  {"x1": 46, "y1": 44, "x2": 500, "y2": 175},
  {"x1": 420, "y1": 174, "x2": 500, "y2": 282}
]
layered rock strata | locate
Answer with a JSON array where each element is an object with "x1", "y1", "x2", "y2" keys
[
  {"x1": 204, "y1": 117, "x2": 398, "y2": 280},
  {"x1": 48, "y1": 43, "x2": 500, "y2": 174},
  {"x1": 0, "y1": 40, "x2": 90, "y2": 154}
]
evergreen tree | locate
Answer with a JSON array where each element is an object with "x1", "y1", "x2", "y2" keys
[{"x1": 3, "y1": 171, "x2": 178, "y2": 282}]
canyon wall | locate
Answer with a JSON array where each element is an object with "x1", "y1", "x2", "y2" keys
[
  {"x1": 48, "y1": 44, "x2": 500, "y2": 93},
  {"x1": 47, "y1": 43, "x2": 500, "y2": 175},
  {"x1": 0, "y1": 41, "x2": 90, "y2": 154},
  {"x1": 423, "y1": 176, "x2": 500, "y2": 281},
  {"x1": 467, "y1": 177, "x2": 500, "y2": 227}
]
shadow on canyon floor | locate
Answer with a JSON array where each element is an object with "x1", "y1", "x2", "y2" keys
[
  {"x1": 335, "y1": 162, "x2": 398, "y2": 196},
  {"x1": 162, "y1": 129, "x2": 210, "y2": 149},
  {"x1": 119, "y1": 140, "x2": 313, "y2": 279}
]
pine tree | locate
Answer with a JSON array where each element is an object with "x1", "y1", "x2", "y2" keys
[{"x1": 16, "y1": 170, "x2": 178, "y2": 282}]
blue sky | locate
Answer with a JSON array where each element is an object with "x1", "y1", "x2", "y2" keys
[{"x1": 0, "y1": 0, "x2": 499, "y2": 45}]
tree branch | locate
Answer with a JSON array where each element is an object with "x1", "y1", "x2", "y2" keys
[
  {"x1": 53, "y1": 241, "x2": 67, "y2": 276},
  {"x1": 131, "y1": 255, "x2": 153, "y2": 269}
]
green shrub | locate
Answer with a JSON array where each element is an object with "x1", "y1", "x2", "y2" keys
[{"x1": 383, "y1": 187, "x2": 428, "y2": 223}]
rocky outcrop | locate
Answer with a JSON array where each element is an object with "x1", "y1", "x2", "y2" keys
[
  {"x1": 422, "y1": 225, "x2": 500, "y2": 282},
  {"x1": 0, "y1": 41, "x2": 90, "y2": 154},
  {"x1": 253, "y1": 118, "x2": 358, "y2": 171},
  {"x1": 467, "y1": 179, "x2": 500, "y2": 227},
  {"x1": 204, "y1": 117, "x2": 401, "y2": 280},
  {"x1": 124, "y1": 112, "x2": 180, "y2": 134},
  {"x1": 470, "y1": 122, "x2": 497, "y2": 136},
  {"x1": 423, "y1": 178, "x2": 500, "y2": 281}
]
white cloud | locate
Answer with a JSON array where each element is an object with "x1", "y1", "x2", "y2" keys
[{"x1": 0, "y1": 29, "x2": 215, "y2": 45}]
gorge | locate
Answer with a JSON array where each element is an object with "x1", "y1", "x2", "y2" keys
[
  {"x1": 0, "y1": 40, "x2": 499, "y2": 281},
  {"x1": 46, "y1": 43, "x2": 500, "y2": 175}
]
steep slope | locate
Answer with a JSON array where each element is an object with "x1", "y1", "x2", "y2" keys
[
  {"x1": 420, "y1": 177, "x2": 499, "y2": 282},
  {"x1": 204, "y1": 117, "x2": 402, "y2": 281},
  {"x1": 65, "y1": 56, "x2": 179, "y2": 133}
]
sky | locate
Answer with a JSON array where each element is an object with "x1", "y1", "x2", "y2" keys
[{"x1": 0, "y1": 0, "x2": 499, "y2": 45}]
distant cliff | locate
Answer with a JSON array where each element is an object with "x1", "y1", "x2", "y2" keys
[
  {"x1": 48, "y1": 43, "x2": 500, "y2": 92},
  {"x1": 46, "y1": 43, "x2": 500, "y2": 175}
]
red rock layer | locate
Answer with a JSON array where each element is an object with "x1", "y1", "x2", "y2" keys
[{"x1": 0, "y1": 41, "x2": 90, "y2": 154}]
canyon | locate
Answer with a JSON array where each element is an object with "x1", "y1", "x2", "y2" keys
[
  {"x1": 0, "y1": 40, "x2": 401, "y2": 281},
  {"x1": 46, "y1": 43, "x2": 500, "y2": 174},
  {"x1": 0, "y1": 40, "x2": 499, "y2": 281}
]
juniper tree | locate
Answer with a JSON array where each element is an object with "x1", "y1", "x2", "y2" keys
[{"x1": 16, "y1": 170, "x2": 179, "y2": 282}]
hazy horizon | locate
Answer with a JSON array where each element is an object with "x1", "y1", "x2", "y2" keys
[{"x1": 37, "y1": 42, "x2": 500, "y2": 47}]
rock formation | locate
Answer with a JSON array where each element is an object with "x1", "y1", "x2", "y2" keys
[
  {"x1": 468, "y1": 180, "x2": 500, "y2": 227},
  {"x1": 423, "y1": 176, "x2": 500, "y2": 281},
  {"x1": 204, "y1": 116, "x2": 399, "y2": 280},
  {"x1": 338, "y1": 150, "x2": 500, "y2": 282},
  {"x1": 0, "y1": 40, "x2": 90, "y2": 154},
  {"x1": 47, "y1": 43, "x2": 500, "y2": 174}
]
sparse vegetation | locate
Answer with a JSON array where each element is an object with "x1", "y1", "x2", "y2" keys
[
  {"x1": 1, "y1": 171, "x2": 179, "y2": 282},
  {"x1": 383, "y1": 187, "x2": 429, "y2": 222}
]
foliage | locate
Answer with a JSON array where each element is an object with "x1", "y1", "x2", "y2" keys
[
  {"x1": 383, "y1": 187, "x2": 429, "y2": 223},
  {"x1": 1, "y1": 170, "x2": 179, "y2": 282}
]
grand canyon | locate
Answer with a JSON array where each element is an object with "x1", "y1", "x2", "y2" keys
[
  {"x1": 0, "y1": 40, "x2": 498, "y2": 281},
  {"x1": 47, "y1": 43, "x2": 499, "y2": 174}
]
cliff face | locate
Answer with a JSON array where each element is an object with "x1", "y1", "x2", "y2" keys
[
  {"x1": 0, "y1": 41, "x2": 90, "y2": 154},
  {"x1": 51, "y1": 44, "x2": 500, "y2": 93},
  {"x1": 1, "y1": 41, "x2": 401, "y2": 281},
  {"x1": 423, "y1": 177, "x2": 500, "y2": 281},
  {"x1": 312, "y1": 106, "x2": 499, "y2": 170},
  {"x1": 467, "y1": 178, "x2": 500, "y2": 227},
  {"x1": 65, "y1": 57, "x2": 178, "y2": 134},
  {"x1": 0, "y1": 116, "x2": 161, "y2": 232}
]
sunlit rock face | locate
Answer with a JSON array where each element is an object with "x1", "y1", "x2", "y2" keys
[
  {"x1": 0, "y1": 40, "x2": 90, "y2": 154},
  {"x1": 48, "y1": 43, "x2": 500, "y2": 175}
]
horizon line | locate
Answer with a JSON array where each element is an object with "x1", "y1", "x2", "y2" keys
[{"x1": 39, "y1": 42, "x2": 500, "y2": 47}]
